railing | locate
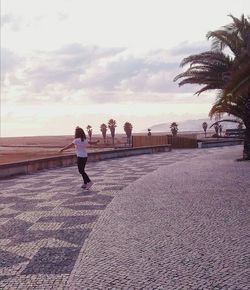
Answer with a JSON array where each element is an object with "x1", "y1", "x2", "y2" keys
[
  {"x1": 131, "y1": 134, "x2": 198, "y2": 148},
  {"x1": 225, "y1": 129, "x2": 246, "y2": 137},
  {"x1": 132, "y1": 135, "x2": 168, "y2": 147},
  {"x1": 167, "y1": 134, "x2": 197, "y2": 148}
]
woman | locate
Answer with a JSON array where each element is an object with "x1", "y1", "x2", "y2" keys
[{"x1": 60, "y1": 126, "x2": 93, "y2": 190}]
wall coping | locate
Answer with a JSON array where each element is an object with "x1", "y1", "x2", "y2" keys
[
  {"x1": 0, "y1": 145, "x2": 171, "y2": 178},
  {"x1": 197, "y1": 139, "x2": 243, "y2": 148},
  {"x1": 0, "y1": 145, "x2": 171, "y2": 168}
]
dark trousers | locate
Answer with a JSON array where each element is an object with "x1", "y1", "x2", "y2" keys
[{"x1": 77, "y1": 157, "x2": 91, "y2": 184}]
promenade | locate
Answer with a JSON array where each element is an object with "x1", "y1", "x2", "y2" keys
[{"x1": 0, "y1": 145, "x2": 249, "y2": 289}]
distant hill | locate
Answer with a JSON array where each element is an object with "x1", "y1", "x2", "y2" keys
[{"x1": 148, "y1": 118, "x2": 239, "y2": 133}]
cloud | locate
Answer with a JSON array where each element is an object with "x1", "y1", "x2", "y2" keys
[
  {"x1": 22, "y1": 44, "x2": 125, "y2": 94},
  {"x1": 81, "y1": 56, "x2": 146, "y2": 90},
  {"x1": 1, "y1": 48, "x2": 23, "y2": 73},
  {"x1": 57, "y1": 12, "x2": 69, "y2": 21},
  {"x1": 1, "y1": 14, "x2": 23, "y2": 31},
  {"x1": 1, "y1": 14, "x2": 12, "y2": 27},
  {"x1": 55, "y1": 43, "x2": 124, "y2": 62},
  {"x1": 81, "y1": 50, "x2": 196, "y2": 96},
  {"x1": 168, "y1": 41, "x2": 210, "y2": 57},
  {"x1": 3, "y1": 43, "x2": 207, "y2": 105},
  {"x1": 1, "y1": 47, "x2": 25, "y2": 87}
]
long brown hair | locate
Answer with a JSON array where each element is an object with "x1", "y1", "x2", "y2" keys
[{"x1": 75, "y1": 127, "x2": 86, "y2": 141}]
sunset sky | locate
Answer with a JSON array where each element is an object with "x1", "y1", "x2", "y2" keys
[{"x1": 1, "y1": 0, "x2": 248, "y2": 136}]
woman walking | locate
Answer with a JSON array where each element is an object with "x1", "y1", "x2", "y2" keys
[{"x1": 60, "y1": 126, "x2": 93, "y2": 190}]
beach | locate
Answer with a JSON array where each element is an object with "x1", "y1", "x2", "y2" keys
[
  {"x1": 0, "y1": 134, "x2": 127, "y2": 164},
  {"x1": 0, "y1": 131, "x2": 214, "y2": 164}
]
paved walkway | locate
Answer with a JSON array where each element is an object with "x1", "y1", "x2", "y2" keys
[{"x1": 0, "y1": 146, "x2": 249, "y2": 289}]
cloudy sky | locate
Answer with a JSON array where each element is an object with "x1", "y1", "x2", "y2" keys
[{"x1": 1, "y1": 0, "x2": 248, "y2": 136}]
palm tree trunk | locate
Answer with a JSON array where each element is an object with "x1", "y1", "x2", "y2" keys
[
  {"x1": 243, "y1": 119, "x2": 250, "y2": 160},
  {"x1": 243, "y1": 97, "x2": 250, "y2": 160}
]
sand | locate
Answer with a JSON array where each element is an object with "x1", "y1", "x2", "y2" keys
[
  {"x1": 0, "y1": 134, "x2": 127, "y2": 164},
  {"x1": 0, "y1": 132, "x2": 206, "y2": 164}
]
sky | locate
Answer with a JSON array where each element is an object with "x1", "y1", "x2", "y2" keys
[{"x1": 1, "y1": 0, "x2": 248, "y2": 136}]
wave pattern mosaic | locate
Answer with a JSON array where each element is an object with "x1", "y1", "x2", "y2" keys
[{"x1": 0, "y1": 149, "x2": 209, "y2": 287}]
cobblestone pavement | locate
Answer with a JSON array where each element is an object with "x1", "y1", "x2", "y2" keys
[{"x1": 0, "y1": 146, "x2": 249, "y2": 289}]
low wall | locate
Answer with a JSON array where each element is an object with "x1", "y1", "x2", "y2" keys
[
  {"x1": 0, "y1": 145, "x2": 171, "y2": 179},
  {"x1": 167, "y1": 134, "x2": 197, "y2": 149},
  {"x1": 132, "y1": 135, "x2": 168, "y2": 147},
  {"x1": 198, "y1": 139, "x2": 243, "y2": 148}
]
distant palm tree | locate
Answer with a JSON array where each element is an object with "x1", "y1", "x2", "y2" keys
[
  {"x1": 86, "y1": 125, "x2": 92, "y2": 141},
  {"x1": 214, "y1": 124, "x2": 219, "y2": 137},
  {"x1": 100, "y1": 123, "x2": 107, "y2": 143},
  {"x1": 202, "y1": 122, "x2": 208, "y2": 138},
  {"x1": 210, "y1": 119, "x2": 244, "y2": 138},
  {"x1": 219, "y1": 124, "x2": 223, "y2": 136},
  {"x1": 174, "y1": 14, "x2": 250, "y2": 159},
  {"x1": 238, "y1": 121, "x2": 244, "y2": 138},
  {"x1": 123, "y1": 122, "x2": 133, "y2": 145},
  {"x1": 108, "y1": 119, "x2": 117, "y2": 146},
  {"x1": 238, "y1": 121, "x2": 244, "y2": 130},
  {"x1": 170, "y1": 122, "x2": 178, "y2": 136}
]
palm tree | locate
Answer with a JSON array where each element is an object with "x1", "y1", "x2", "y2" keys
[
  {"x1": 202, "y1": 122, "x2": 208, "y2": 138},
  {"x1": 209, "y1": 119, "x2": 245, "y2": 137},
  {"x1": 86, "y1": 125, "x2": 92, "y2": 141},
  {"x1": 100, "y1": 123, "x2": 107, "y2": 143},
  {"x1": 214, "y1": 124, "x2": 219, "y2": 137},
  {"x1": 174, "y1": 14, "x2": 250, "y2": 160},
  {"x1": 238, "y1": 121, "x2": 245, "y2": 138},
  {"x1": 123, "y1": 122, "x2": 133, "y2": 145},
  {"x1": 170, "y1": 122, "x2": 178, "y2": 136},
  {"x1": 108, "y1": 119, "x2": 117, "y2": 146}
]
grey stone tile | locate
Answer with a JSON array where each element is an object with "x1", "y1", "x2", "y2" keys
[
  {"x1": 21, "y1": 247, "x2": 80, "y2": 274},
  {"x1": 0, "y1": 250, "x2": 29, "y2": 267}
]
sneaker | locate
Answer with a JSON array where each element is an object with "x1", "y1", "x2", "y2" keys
[
  {"x1": 81, "y1": 184, "x2": 87, "y2": 189},
  {"x1": 86, "y1": 181, "x2": 93, "y2": 190}
]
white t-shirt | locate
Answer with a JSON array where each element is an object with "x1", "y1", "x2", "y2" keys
[{"x1": 72, "y1": 138, "x2": 88, "y2": 157}]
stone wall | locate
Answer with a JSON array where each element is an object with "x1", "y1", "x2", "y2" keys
[{"x1": 0, "y1": 145, "x2": 171, "y2": 179}]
